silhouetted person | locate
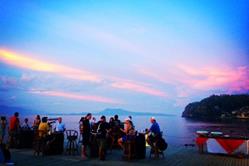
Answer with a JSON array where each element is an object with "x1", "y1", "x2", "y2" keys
[
  {"x1": 96, "y1": 116, "x2": 110, "y2": 160},
  {"x1": 9, "y1": 112, "x2": 20, "y2": 147},
  {"x1": 81, "y1": 113, "x2": 92, "y2": 159},
  {"x1": 21, "y1": 118, "x2": 30, "y2": 130},
  {"x1": 0, "y1": 116, "x2": 14, "y2": 165},
  {"x1": 33, "y1": 115, "x2": 41, "y2": 130}
]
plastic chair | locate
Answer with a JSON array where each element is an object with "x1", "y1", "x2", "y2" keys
[{"x1": 65, "y1": 130, "x2": 78, "y2": 155}]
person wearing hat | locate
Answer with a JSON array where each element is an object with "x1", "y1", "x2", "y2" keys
[{"x1": 146, "y1": 117, "x2": 161, "y2": 149}]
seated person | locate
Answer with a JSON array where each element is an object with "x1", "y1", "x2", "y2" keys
[
  {"x1": 54, "y1": 117, "x2": 66, "y2": 133},
  {"x1": 146, "y1": 117, "x2": 161, "y2": 149},
  {"x1": 38, "y1": 117, "x2": 49, "y2": 137},
  {"x1": 118, "y1": 118, "x2": 135, "y2": 149},
  {"x1": 96, "y1": 116, "x2": 110, "y2": 160}
]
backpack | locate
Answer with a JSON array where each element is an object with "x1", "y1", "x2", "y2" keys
[{"x1": 156, "y1": 137, "x2": 168, "y2": 151}]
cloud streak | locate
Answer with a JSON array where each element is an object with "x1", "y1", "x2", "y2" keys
[
  {"x1": 29, "y1": 90, "x2": 122, "y2": 104},
  {"x1": 0, "y1": 49, "x2": 166, "y2": 98},
  {"x1": 110, "y1": 77, "x2": 167, "y2": 97}
]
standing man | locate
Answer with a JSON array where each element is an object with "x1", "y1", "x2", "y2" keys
[
  {"x1": 96, "y1": 116, "x2": 110, "y2": 160},
  {"x1": 38, "y1": 117, "x2": 49, "y2": 137},
  {"x1": 55, "y1": 117, "x2": 66, "y2": 132},
  {"x1": 54, "y1": 117, "x2": 65, "y2": 154},
  {"x1": 81, "y1": 113, "x2": 92, "y2": 159},
  {"x1": 9, "y1": 112, "x2": 20, "y2": 147}
]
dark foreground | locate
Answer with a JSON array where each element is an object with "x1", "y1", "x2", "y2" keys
[{"x1": 6, "y1": 145, "x2": 249, "y2": 166}]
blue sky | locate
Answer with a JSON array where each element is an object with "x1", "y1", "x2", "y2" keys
[{"x1": 0, "y1": 0, "x2": 249, "y2": 115}]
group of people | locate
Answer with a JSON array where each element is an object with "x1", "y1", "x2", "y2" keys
[
  {"x1": 0, "y1": 111, "x2": 163, "y2": 163},
  {"x1": 79, "y1": 113, "x2": 162, "y2": 160},
  {"x1": 0, "y1": 112, "x2": 66, "y2": 164}
]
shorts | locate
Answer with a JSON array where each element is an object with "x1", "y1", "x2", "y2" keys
[
  {"x1": 122, "y1": 135, "x2": 127, "y2": 142},
  {"x1": 122, "y1": 135, "x2": 135, "y2": 142}
]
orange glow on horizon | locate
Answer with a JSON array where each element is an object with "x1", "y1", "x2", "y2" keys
[{"x1": 0, "y1": 49, "x2": 101, "y2": 82}]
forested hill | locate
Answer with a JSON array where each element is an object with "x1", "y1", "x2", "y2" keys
[{"x1": 182, "y1": 94, "x2": 249, "y2": 119}]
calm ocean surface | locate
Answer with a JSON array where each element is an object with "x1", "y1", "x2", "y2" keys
[{"x1": 19, "y1": 115, "x2": 249, "y2": 146}]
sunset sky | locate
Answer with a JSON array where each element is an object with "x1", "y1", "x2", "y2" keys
[{"x1": 0, "y1": 0, "x2": 249, "y2": 115}]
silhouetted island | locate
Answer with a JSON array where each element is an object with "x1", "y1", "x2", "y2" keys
[
  {"x1": 182, "y1": 94, "x2": 249, "y2": 120},
  {"x1": 96, "y1": 108, "x2": 172, "y2": 116}
]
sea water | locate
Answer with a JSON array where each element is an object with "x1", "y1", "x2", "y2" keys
[{"x1": 14, "y1": 115, "x2": 249, "y2": 146}]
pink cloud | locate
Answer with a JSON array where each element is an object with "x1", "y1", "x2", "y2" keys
[
  {"x1": 137, "y1": 64, "x2": 249, "y2": 96},
  {"x1": 177, "y1": 64, "x2": 249, "y2": 91},
  {"x1": 29, "y1": 90, "x2": 122, "y2": 104},
  {"x1": 109, "y1": 77, "x2": 167, "y2": 97}
]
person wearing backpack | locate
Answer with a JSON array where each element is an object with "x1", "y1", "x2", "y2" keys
[
  {"x1": 146, "y1": 117, "x2": 161, "y2": 146},
  {"x1": 146, "y1": 117, "x2": 165, "y2": 157}
]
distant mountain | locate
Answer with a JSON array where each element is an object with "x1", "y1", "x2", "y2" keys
[
  {"x1": 0, "y1": 105, "x2": 173, "y2": 117},
  {"x1": 182, "y1": 94, "x2": 249, "y2": 120},
  {"x1": 0, "y1": 105, "x2": 42, "y2": 116},
  {"x1": 97, "y1": 108, "x2": 173, "y2": 116}
]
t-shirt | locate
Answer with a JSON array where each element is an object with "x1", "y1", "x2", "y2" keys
[
  {"x1": 150, "y1": 122, "x2": 161, "y2": 136},
  {"x1": 9, "y1": 116, "x2": 19, "y2": 131},
  {"x1": 55, "y1": 122, "x2": 65, "y2": 132},
  {"x1": 38, "y1": 122, "x2": 49, "y2": 137},
  {"x1": 83, "y1": 119, "x2": 90, "y2": 134},
  {"x1": 112, "y1": 120, "x2": 121, "y2": 132}
]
